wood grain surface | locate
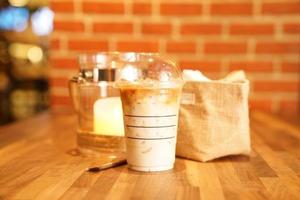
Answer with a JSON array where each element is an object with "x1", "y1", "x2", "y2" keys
[{"x1": 0, "y1": 111, "x2": 299, "y2": 200}]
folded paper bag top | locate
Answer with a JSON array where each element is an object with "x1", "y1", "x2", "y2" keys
[{"x1": 176, "y1": 70, "x2": 251, "y2": 162}]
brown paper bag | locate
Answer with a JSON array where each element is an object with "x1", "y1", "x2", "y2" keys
[{"x1": 176, "y1": 71, "x2": 251, "y2": 162}]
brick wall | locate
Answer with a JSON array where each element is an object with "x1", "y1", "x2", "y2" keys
[{"x1": 49, "y1": 0, "x2": 300, "y2": 115}]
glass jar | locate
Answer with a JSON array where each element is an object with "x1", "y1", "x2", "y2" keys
[{"x1": 69, "y1": 52, "x2": 125, "y2": 154}]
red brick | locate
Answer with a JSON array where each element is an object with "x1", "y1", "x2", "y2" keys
[
  {"x1": 166, "y1": 41, "x2": 196, "y2": 53},
  {"x1": 142, "y1": 23, "x2": 172, "y2": 35},
  {"x1": 283, "y1": 23, "x2": 300, "y2": 34},
  {"x1": 48, "y1": 1, "x2": 300, "y2": 115},
  {"x1": 160, "y1": 3, "x2": 202, "y2": 16},
  {"x1": 262, "y1": 2, "x2": 300, "y2": 15},
  {"x1": 50, "y1": 1, "x2": 74, "y2": 13},
  {"x1": 54, "y1": 20, "x2": 85, "y2": 32},
  {"x1": 249, "y1": 99, "x2": 272, "y2": 112},
  {"x1": 280, "y1": 100, "x2": 299, "y2": 115},
  {"x1": 256, "y1": 42, "x2": 300, "y2": 54},
  {"x1": 50, "y1": 58, "x2": 78, "y2": 69},
  {"x1": 181, "y1": 23, "x2": 222, "y2": 35},
  {"x1": 210, "y1": 3, "x2": 252, "y2": 15},
  {"x1": 281, "y1": 62, "x2": 300, "y2": 73},
  {"x1": 253, "y1": 80, "x2": 299, "y2": 92},
  {"x1": 179, "y1": 61, "x2": 221, "y2": 72},
  {"x1": 93, "y1": 22, "x2": 133, "y2": 33},
  {"x1": 68, "y1": 39, "x2": 108, "y2": 51},
  {"x1": 50, "y1": 78, "x2": 68, "y2": 87},
  {"x1": 51, "y1": 96, "x2": 71, "y2": 105},
  {"x1": 230, "y1": 24, "x2": 274, "y2": 35},
  {"x1": 133, "y1": 3, "x2": 151, "y2": 15},
  {"x1": 82, "y1": 2, "x2": 124, "y2": 14},
  {"x1": 204, "y1": 42, "x2": 247, "y2": 54},
  {"x1": 229, "y1": 61, "x2": 273, "y2": 72},
  {"x1": 116, "y1": 41, "x2": 159, "y2": 52},
  {"x1": 50, "y1": 38, "x2": 60, "y2": 50}
]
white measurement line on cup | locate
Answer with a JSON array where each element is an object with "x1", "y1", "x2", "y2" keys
[
  {"x1": 125, "y1": 114, "x2": 177, "y2": 118},
  {"x1": 127, "y1": 136, "x2": 175, "y2": 140},
  {"x1": 126, "y1": 125, "x2": 176, "y2": 128}
]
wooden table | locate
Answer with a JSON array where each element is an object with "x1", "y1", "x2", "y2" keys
[{"x1": 0, "y1": 111, "x2": 299, "y2": 200}]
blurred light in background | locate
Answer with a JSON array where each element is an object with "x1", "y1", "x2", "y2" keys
[
  {"x1": 8, "y1": 43, "x2": 28, "y2": 59},
  {"x1": 0, "y1": 7, "x2": 29, "y2": 32},
  {"x1": 31, "y1": 7, "x2": 54, "y2": 36},
  {"x1": 8, "y1": 43, "x2": 43, "y2": 63},
  {"x1": 8, "y1": 0, "x2": 29, "y2": 7},
  {"x1": 27, "y1": 46, "x2": 43, "y2": 63}
]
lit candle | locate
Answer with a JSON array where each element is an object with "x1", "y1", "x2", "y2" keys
[{"x1": 93, "y1": 97, "x2": 124, "y2": 136}]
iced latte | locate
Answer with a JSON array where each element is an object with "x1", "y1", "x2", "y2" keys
[
  {"x1": 116, "y1": 53, "x2": 184, "y2": 172},
  {"x1": 119, "y1": 84, "x2": 182, "y2": 171}
]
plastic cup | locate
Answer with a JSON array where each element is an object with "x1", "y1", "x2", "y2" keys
[{"x1": 115, "y1": 53, "x2": 183, "y2": 172}]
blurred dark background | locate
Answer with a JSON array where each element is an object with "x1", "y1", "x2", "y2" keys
[{"x1": 0, "y1": 0, "x2": 53, "y2": 125}]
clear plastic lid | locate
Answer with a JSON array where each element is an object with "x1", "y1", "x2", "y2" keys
[{"x1": 114, "y1": 52, "x2": 184, "y2": 88}]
